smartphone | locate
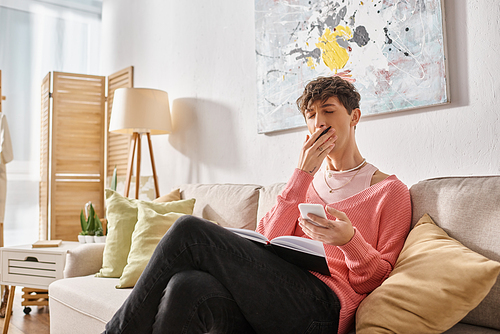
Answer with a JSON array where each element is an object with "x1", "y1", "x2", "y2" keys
[
  {"x1": 314, "y1": 126, "x2": 331, "y2": 143},
  {"x1": 298, "y1": 203, "x2": 327, "y2": 227}
]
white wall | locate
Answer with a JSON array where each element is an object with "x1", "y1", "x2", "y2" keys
[{"x1": 100, "y1": 0, "x2": 500, "y2": 194}]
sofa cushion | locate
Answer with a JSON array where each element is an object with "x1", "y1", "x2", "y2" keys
[
  {"x1": 257, "y1": 182, "x2": 286, "y2": 224},
  {"x1": 410, "y1": 176, "x2": 500, "y2": 329},
  {"x1": 443, "y1": 323, "x2": 500, "y2": 334},
  {"x1": 49, "y1": 276, "x2": 129, "y2": 334},
  {"x1": 179, "y1": 183, "x2": 261, "y2": 230},
  {"x1": 356, "y1": 214, "x2": 500, "y2": 334},
  {"x1": 97, "y1": 189, "x2": 183, "y2": 278},
  {"x1": 152, "y1": 188, "x2": 181, "y2": 203},
  {"x1": 117, "y1": 199, "x2": 195, "y2": 288},
  {"x1": 64, "y1": 243, "x2": 106, "y2": 278}
]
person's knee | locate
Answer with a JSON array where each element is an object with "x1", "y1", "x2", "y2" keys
[
  {"x1": 158, "y1": 271, "x2": 233, "y2": 322},
  {"x1": 167, "y1": 270, "x2": 231, "y2": 302},
  {"x1": 168, "y1": 215, "x2": 219, "y2": 240},
  {"x1": 172, "y1": 215, "x2": 207, "y2": 232},
  {"x1": 160, "y1": 215, "x2": 200, "y2": 242},
  {"x1": 173, "y1": 214, "x2": 199, "y2": 228},
  {"x1": 155, "y1": 271, "x2": 254, "y2": 333}
]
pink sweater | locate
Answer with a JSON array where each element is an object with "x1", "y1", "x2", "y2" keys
[{"x1": 256, "y1": 168, "x2": 412, "y2": 334}]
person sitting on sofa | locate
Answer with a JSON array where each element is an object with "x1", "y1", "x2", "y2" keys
[{"x1": 103, "y1": 76, "x2": 412, "y2": 334}]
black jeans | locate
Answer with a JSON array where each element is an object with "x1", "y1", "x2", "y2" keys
[{"x1": 104, "y1": 216, "x2": 340, "y2": 334}]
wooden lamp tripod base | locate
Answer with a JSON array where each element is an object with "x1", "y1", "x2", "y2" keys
[{"x1": 124, "y1": 132, "x2": 160, "y2": 199}]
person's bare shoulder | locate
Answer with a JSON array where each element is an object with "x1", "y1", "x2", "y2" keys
[{"x1": 370, "y1": 170, "x2": 391, "y2": 186}]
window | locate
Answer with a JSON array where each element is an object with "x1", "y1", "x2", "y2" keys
[{"x1": 0, "y1": 0, "x2": 101, "y2": 245}]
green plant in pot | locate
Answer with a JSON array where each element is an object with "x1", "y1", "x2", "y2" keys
[
  {"x1": 78, "y1": 210, "x2": 88, "y2": 243},
  {"x1": 94, "y1": 212, "x2": 106, "y2": 243},
  {"x1": 79, "y1": 202, "x2": 104, "y2": 243}
]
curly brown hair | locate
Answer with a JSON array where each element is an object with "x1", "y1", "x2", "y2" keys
[{"x1": 296, "y1": 76, "x2": 361, "y2": 117}]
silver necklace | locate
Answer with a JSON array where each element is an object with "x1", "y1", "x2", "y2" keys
[
  {"x1": 324, "y1": 159, "x2": 367, "y2": 193},
  {"x1": 326, "y1": 158, "x2": 367, "y2": 174}
]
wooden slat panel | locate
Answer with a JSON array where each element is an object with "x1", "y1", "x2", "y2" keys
[
  {"x1": 52, "y1": 180, "x2": 103, "y2": 241},
  {"x1": 39, "y1": 72, "x2": 51, "y2": 240},
  {"x1": 52, "y1": 72, "x2": 105, "y2": 175},
  {"x1": 106, "y1": 66, "x2": 134, "y2": 178},
  {"x1": 51, "y1": 72, "x2": 105, "y2": 240}
]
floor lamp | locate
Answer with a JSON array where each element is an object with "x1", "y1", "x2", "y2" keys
[{"x1": 109, "y1": 88, "x2": 172, "y2": 199}]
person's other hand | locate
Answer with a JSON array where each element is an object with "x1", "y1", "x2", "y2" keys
[
  {"x1": 298, "y1": 206, "x2": 354, "y2": 246},
  {"x1": 297, "y1": 127, "x2": 336, "y2": 176}
]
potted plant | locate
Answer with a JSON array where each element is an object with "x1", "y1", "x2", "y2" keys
[
  {"x1": 79, "y1": 208, "x2": 89, "y2": 244},
  {"x1": 78, "y1": 211, "x2": 87, "y2": 244},
  {"x1": 94, "y1": 228, "x2": 106, "y2": 243},
  {"x1": 94, "y1": 213, "x2": 106, "y2": 243},
  {"x1": 78, "y1": 167, "x2": 115, "y2": 243},
  {"x1": 79, "y1": 202, "x2": 103, "y2": 243}
]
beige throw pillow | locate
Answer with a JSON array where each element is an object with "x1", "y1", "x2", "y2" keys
[
  {"x1": 153, "y1": 188, "x2": 181, "y2": 203},
  {"x1": 117, "y1": 198, "x2": 195, "y2": 288},
  {"x1": 356, "y1": 214, "x2": 500, "y2": 334},
  {"x1": 96, "y1": 188, "x2": 182, "y2": 278}
]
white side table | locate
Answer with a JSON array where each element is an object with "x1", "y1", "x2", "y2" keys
[{"x1": 0, "y1": 242, "x2": 80, "y2": 334}]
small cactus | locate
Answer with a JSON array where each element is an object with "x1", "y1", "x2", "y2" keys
[
  {"x1": 79, "y1": 210, "x2": 88, "y2": 235},
  {"x1": 80, "y1": 202, "x2": 104, "y2": 236}
]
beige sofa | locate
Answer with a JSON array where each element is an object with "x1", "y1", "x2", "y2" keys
[{"x1": 49, "y1": 176, "x2": 500, "y2": 333}]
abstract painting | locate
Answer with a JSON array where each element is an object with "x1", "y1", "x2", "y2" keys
[{"x1": 255, "y1": 0, "x2": 448, "y2": 133}]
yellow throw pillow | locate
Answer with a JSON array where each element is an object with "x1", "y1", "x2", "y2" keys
[
  {"x1": 356, "y1": 214, "x2": 500, "y2": 334},
  {"x1": 117, "y1": 198, "x2": 195, "y2": 288},
  {"x1": 96, "y1": 188, "x2": 182, "y2": 278}
]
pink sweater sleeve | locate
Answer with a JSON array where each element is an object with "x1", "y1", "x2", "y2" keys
[
  {"x1": 256, "y1": 168, "x2": 312, "y2": 239},
  {"x1": 336, "y1": 181, "x2": 412, "y2": 294}
]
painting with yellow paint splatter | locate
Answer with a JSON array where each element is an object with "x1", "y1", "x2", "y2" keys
[{"x1": 255, "y1": 0, "x2": 448, "y2": 133}]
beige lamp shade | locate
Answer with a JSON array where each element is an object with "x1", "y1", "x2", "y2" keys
[{"x1": 110, "y1": 88, "x2": 172, "y2": 134}]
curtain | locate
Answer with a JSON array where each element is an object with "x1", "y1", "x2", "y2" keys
[{"x1": 0, "y1": 0, "x2": 101, "y2": 245}]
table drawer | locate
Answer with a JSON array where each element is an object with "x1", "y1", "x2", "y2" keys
[{"x1": 1, "y1": 251, "x2": 65, "y2": 287}]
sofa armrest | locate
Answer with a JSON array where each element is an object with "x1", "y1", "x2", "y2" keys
[{"x1": 64, "y1": 243, "x2": 105, "y2": 278}]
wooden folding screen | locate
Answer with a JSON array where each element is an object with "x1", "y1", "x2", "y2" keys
[
  {"x1": 41, "y1": 72, "x2": 105, "y2": 241},
  {"x1": 40, "y1": 67, "x2": 133, "y2": 241},
  {"x1": 52, "y1": 72, "x2": 105, "y2": 240},
  {"x1": 39, "y1": 73, "x2": 51, "y2": 240},
  {"x1": 106, "y1": 66, "x2": 134, "y2": 180}
]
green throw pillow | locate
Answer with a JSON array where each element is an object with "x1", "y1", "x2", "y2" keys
[
  {"x1": 117, "y1": 199, "x2": 195, "y2": 288},
  {"x1": 96, "y1": 189, "x2": 187, "y2": 278}
]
